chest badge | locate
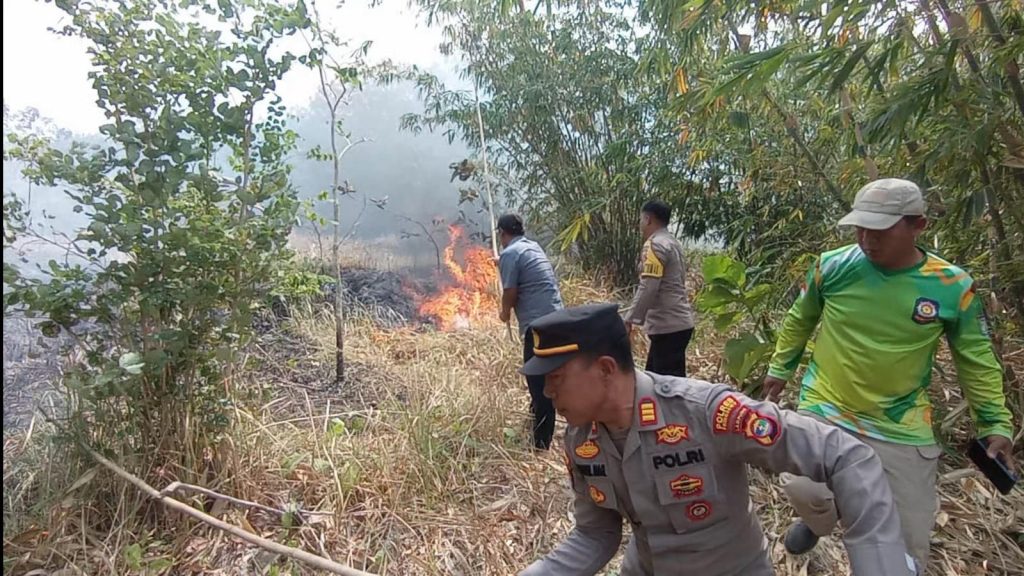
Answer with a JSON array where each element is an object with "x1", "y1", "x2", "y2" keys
[
  {"x1": 589, "y1": 485, "x2": 607, "y2": 504},
  {"x1": 686, "y1": 500, "x2": 712, "y2": 521},
  {"x1": 669, "y1": 473, "x2": 704, "y2": 498},
  {"x1": 656, "y1": 424, "x2": 690, "y2": 445},
  {"x1": 575, "y1": 440, "x2": 600, "y2": 459},
  {"x1": 912, "y1": 297, "x2": 940, "y2": 324}
]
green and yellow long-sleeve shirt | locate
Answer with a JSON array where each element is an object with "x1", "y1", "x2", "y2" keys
[{"x1": 767, "y1": 244, "x2": 1013, "y2": 445}]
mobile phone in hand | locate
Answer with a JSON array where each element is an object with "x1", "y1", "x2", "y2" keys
[{"x1": 967, "y1": 439, "x2": 1018, "y2": 495}]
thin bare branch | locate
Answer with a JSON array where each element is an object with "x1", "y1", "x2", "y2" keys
[{"x1": 80, "y1": 443, "x2": 376, "y2": 576}]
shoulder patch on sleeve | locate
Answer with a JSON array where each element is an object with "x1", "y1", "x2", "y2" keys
[
  {"x1": 641, "y1": 241, "x2": 664, "y2": 278},
  {"x1": 711, "y1": 393, "x2": 781, "y2": 446}
]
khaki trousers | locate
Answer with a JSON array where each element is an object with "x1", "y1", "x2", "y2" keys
[{"x1": 780, "y1": 412, "x2": 940, "y2": 572}]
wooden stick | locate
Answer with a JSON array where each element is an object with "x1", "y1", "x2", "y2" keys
[
  {"x1": 473, "y1": 82, "x2": 499, "y2": 262},
  {"x1": 159, "y1": 481, "x2": 332, "y2": 519},
  {"x1": 473, "y1": 82, "x2": 518, "y2": 345},
  {"x1": 83, "y1": 445, "x2": 377, "y2": 576}
]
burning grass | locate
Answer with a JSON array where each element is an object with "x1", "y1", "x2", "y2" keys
[
  {"x1": 415, "y1": 225, "x2": 500, "y2": 332},
  {"x1": 3, "y1": 273, "x2": 1023, "y2": 575}
]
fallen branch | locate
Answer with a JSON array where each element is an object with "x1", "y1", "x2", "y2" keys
[
  {"x1": 83, "y1": 445, "x2": 376, "y2": 576},
  {"x1": 159, "y1": 481, "x2": 332, "y2": 520}
]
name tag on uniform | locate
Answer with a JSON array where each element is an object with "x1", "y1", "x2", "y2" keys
[{"x1": 575, "y1": 463, "x2": 607, "y2": 477}]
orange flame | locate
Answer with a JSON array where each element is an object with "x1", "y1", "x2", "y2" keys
[{"x1": 419, "y1": 225, "x2": 499, "y2": 331}]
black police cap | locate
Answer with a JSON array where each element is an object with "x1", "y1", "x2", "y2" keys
[{"x1": 520, "y1": 303, "x2": 626, "y2": 376}]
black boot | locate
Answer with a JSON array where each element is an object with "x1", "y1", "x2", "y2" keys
[{"x1": 783, "y1": 520, "x2": 820, "y2": 555}]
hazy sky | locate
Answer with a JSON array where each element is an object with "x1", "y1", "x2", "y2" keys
[{"x1": 2, "y1": 0, "x2": 451, "y2": 135}]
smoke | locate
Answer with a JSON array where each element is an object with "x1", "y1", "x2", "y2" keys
[
  {"x1": 287, "y1": 78, "x2": 492, "y2": 268},
  {"x1": 3, "y1": 106, "x2": 103, "y2": 279},
  {"x1": 3, "y1": 75, "x2": 496, "y2": 279}
]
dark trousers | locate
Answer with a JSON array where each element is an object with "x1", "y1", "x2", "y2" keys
[
  {"x1": 645, "y1": 328, "x2": 694, "y2": 377},
  {"x1": 523, "y1": 333, "x2": 555, "y2": 450}
]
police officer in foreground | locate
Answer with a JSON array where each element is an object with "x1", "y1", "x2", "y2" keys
[{"x1": 518, "y1": 303, "x2": 917, "y2": 576}]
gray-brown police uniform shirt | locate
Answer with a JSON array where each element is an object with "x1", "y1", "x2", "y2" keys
[
  {"x1": 519, "y1": 370, "x2": 915, "y2": 576},
  {"x1": 623, "y1": 228, "x2": 695, "y2": 335}
]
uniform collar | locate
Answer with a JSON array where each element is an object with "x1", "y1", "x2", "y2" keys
[
  {"x1": 648, "y1": 227, "x2": 669, "y2": 241},
  {"x1": 585, "y1": 370, "x2": 659, "y2": 460},
  {"x1": 619, "y1": 369, "x2": 660, "y2": 460}
]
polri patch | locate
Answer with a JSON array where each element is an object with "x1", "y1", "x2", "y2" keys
[
  {"x1": 742, "y1": 411, "x2": 780, "y2": 446},
  {"x1": 713, "y1": 395, "x2": 740, "y2": 433},
  {"x1": 652, "y1": 448, "x2": 705, "y2": 470},
  {"x1": 656, "y1": 424, "x2": 689, "y2": 445},
  {"x1": 575, "y1": 440, "x2": 600, "y2": 459}
]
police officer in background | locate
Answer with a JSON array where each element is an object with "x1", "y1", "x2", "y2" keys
[
  {"x1": 623, "y1": 200, "x2": 695, "y2": 377},
  {"x1": 518, "y1": 303, "x2": 917, "y2": 576}
]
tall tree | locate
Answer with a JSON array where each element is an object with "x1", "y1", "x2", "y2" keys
[
  {"x1": 639, "y1": 0, "x2": 1024, "y2": 320},
  {"x1": 406, "y1": 1, "x2": 713, "y2": 284},
  {"x1": 306, "y1": 0, "x2": 372, "y2": 385},
  {"x1": 6, "y1": 0, "x2": 313, "y2": 478}
]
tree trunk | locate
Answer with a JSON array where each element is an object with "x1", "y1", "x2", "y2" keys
[
  {"x1": 331, "y1": 119, "x2": 344, "y2": 386},
  {"x1": 763, "y1": 90, "x2": 846, "y2": 207},
  {"x1": 975, "y1": 0, "x2": 1024, "y2": 119},
  {"x1": 979, "y1": 165, "x2": 1024, "y2": 323},
  {"x1": 840, "y1": 88, "x2": 879, "y2": 180},
  {"x1": 333, "y1": 165, "x2": 345, "y2": 385}
]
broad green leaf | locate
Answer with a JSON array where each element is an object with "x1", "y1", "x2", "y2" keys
[
  {"x1": 119, "y1": 352, "x2": 145, "y2": 375},
  {"x1": 713, "y1": 310, "x2": 742, "y2": 332},
  {"x1": 742, "y1": 284, "x2": 775, "y2": 310},
  {"x1": 696, "y1": 284, "x2": 739, "y2": 311},
  {"x1": 124, "y1": 543, "x2": 143, "y2": 570},
  {"x1": 125, "y1": 142, "x2": 140, "y2": 165},
  {"x1": 702, "y1": 254, "x2": 746, "y2": 287},
  {"x1": 328, "y1": 418, "x2": 347, "y2": 438},
  {"x1": 724, "y1": 334, "x2": 774, "y2": 383}
]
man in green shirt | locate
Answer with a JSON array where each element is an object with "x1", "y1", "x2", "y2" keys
[{"x1": 763, "y1": 178, "x2": 1016, "y2": 572}]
